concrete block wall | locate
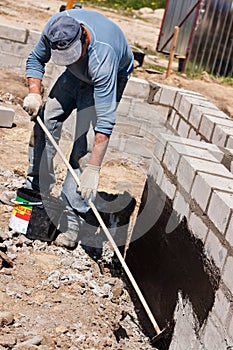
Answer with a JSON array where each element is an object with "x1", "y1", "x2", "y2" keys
[
  {"x1": 2, "y1": 22, "x2": 233, "y2": 349},
  {"x1": 0, "y1": 23, "x2": 63, "y2": 94}
]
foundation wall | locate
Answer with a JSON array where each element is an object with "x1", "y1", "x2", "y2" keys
[{"x1": 1, "y1": 23, "x2": 233, "y2": 349}]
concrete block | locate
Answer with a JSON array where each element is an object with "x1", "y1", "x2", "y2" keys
[
  {"x1": 27, "y1": 30, "x2": 40, "y2": 45},
  {"x1": 203, "y1": 317, "x2": 229, "y2": 350},
  {"x1": 226, "y1": 214, "x2": 233, "y2": 246},
  {"x1": 223, "y1": 256, "x2": 233, "y2": 292},
  {"x1": 159, "y1": 85, "x2": 178, "y2": 106},
  {"x1": 158, "y1": 132, "x2": 223, "y2": 161},
  {"x1": 167, "y1": 108, "x2": 176, "y2": 125},
  {"x1": 159, "y1": 175, "x2": 176, "y2": 200},
  {"x1": 207, "y1": 191, "x2": 233, "y2": 233},
  {"x1": 0, "y1": 52, "x2": 24, "y2": 71},
  {"x1": 171, "y1": 112, "x2": 180, "y2": 130},
  {"x1": 124, "y1": 77, "x2": 150, "y2": 100},
  {"x1": 188, "y1": 128, "x2": 201, "y2": 141},
  {"x1": 177, "y1": 156, "x2": 231, "y2": 194},
  {"x1": 191, "y1": 173, "x2": 233, "y2": 212},
  {"x1": 0, "y1": 24, "x2": 27, "y2": 43},
  {"x1": 229, "y1": 314, "x2": 233, "y2": 341},
  {"x1": 212, "y1": 125, "x2": 233, "y2": 147},
  {"x1": 188, "y1": 212, "x2": 208, "y2": 242},
  {"x1": 205, "y1": 230, "x2": 227, "y2": 269},
  {"x1": 123, "y1": 136, "x2": 153, "y2": 158},
  {"x1": 173, "y1": 191, "x2": 190, "y2": 222},
  {"x1": 226, "y1": 136, "x2": 233, "y2": 149},
  {"x1": 117, "y1": 96, "x2": 132, "y2": 116},
  {"x1": 132, "y1": 101, "x2": 169, "y2": 121},
  {"x1": 177, "y1": 118, "x2": 190, "y2": 138},
  {"x1": 0, "y1": 106, "x2": 15, "y2": 127},
  {"x1": 176, "y1": 95, "x2": 194, "y2": 119},
  {"x1": 199, "y1": 115, "x2": 233, "y2": 143},
  {"x1": 173, "y1": 90, "x2": 203, "y2": 111},
  {"x1": 179, "y1": 95, "x2": 215, "y2": 121},
  {"x1": 189, "y1": 105, "x2": 227, "y2": 130},
  {"x1": 148, "y1": 156, "x2": 164, "y2": 184},
  {"x1": 163, "y1": 142, "x2": 218, "y2": 175},
  {"x1": 213, "y1": 289, "x2": 230, "y2": 325}
]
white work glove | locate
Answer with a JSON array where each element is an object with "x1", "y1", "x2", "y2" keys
[
  {"x1": 23, "y1": 93, "x2": 42, "y2": 121},
  {"x1": 79, "y1": 164, "x2": 101, "y2": 202}
]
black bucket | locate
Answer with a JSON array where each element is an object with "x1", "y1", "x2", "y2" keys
[{"x1": 9, "y1": 188, "x2": 66, "y2": 242}]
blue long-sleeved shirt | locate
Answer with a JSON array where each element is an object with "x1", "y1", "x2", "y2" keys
[{"x1": 26, "y1": 9, "x2": 134, "y2": 134}]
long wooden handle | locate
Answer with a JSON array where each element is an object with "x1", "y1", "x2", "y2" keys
[
  {"x1": 65, "y1": 0, "x2": 74, "y2": 9},
  {"x1": 37, "y1": 116, "x2": 161, "y2": 335},
  {"x1": 166, "y1": 26, "x2": 180, "y2": 78}
]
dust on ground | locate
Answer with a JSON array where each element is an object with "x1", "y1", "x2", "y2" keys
[{"x1": 0, "y1": 1, "x2": 233, "y2": 349}]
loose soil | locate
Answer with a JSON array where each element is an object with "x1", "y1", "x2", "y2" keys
[{"x1": 0, "y1": 1, "x2": 233, "y2": 349}]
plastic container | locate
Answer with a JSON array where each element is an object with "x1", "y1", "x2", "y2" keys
[{"x1": 9, "y1": 188, "x2": 66, "y2": 242}]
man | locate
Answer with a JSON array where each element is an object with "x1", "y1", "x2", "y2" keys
[{"x1": 23, "y1": 9, "x2": 134, "y2": 248}]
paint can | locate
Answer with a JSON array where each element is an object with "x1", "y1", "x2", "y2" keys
[{"x1": 9, "y1": 188, "x2": 66, "y2": 242}]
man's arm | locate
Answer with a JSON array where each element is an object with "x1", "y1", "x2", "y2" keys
[
  {"x1": 27, "y1": 78, "x2": 42, "y2": 95},
  {"x1": 88, "y1": 132, "x2": 110, "y2": 166}
]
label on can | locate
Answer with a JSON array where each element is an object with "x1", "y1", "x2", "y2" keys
[{"x1": 9, "y1": 195, "x2": 33, "y2": 234}]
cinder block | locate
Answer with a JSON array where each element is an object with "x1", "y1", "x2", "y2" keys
[
  {"x1": 153, "y1": 139, "x2": 165, "y2": 161},
  {"x1": 0, "y1": 106, "x2": 15, "y2": 127},
  {"x1": 27, "y1": 30, "x2": 40, "y2": 45},
  {"x1": 158, "y1": 132, "x2": 224, "y2": 161},
  {"x1": 189, "y1": 105, "x2": 227, "y2": 130},
  {"x1": 203, "y1": 317, "x2": 229, "y2": 350},
  {"x1": 159, "y1": 175, "x2": 176, "y2": 200},
  {"x1": 212, "y1": 289, "x2": 230, "y2": 325},
  {"x1": 117, "y1": 96, "x2": 132, "y2": 116},
  {"x1": 191, "y1": 173, "x2": 233, "y2": 212},
  {"x1": 223, "y1": 256, "x2": 233, "y2": 292},
  {"x1": 188, "y1": 212, "x2": 208, "y2": 242},
  {"x1": 148, "y1": 156, "x2": 164, "y2": 184},
  {"x1": 212, "y1": 125, "x2": 233, "y2": 147},
  {"x1": 226, "y1": 136, "x2": 233, "y2": 149},
  {"x1": 123, "y1": 136, "x2": 153, "y2": 158},
  {"x1": 124, "y1": 77, "x2": 150, "y2": 99},
  {"x1": 171, "y1": 112, "x2": 180, "y2": 130},
  {"x1": 174, "y1": 90, "x2": 204, "y2": 111},
  {"x1": 167, "y1": 108, "x2": 176, "y2": 125},
  {"x1": 0, "y1": 24, "x2": 27, "y2": 43},
  {"x1": 177, "y1": 156, "x2": 231, "y2": 194},
  {"x1": 188, "y1": 128, "x2": 201, "y2": 141},
  {"x1": 159, "y1": 85, "x2": 178, "y2": 106},
  {"x1": 226, "y1": 214, "x2": 233, "y2": 246},
  {"x1": 205, "y1": 229, "x2": 227, "y2": 269},
  {"x1": 200, "y1": 115, "x2": 232, "y2": 141},
  {"x1": 173, "y1": 191, "x2": 190, "y2": 222},
  {"x1": 177, "y1": 118, "x2": 190, "y2": 138},
  {"x1": 228, "y1": 314, "x2": 233, "y2": 341},
  {"x1": 163, "y1": 142, "x2": 218, "y2": 175},
  {"x1": 0, "y1": 52, "x2": 24, "y2": 71},
  {"x1": 207, "y1": 191, "x2": 233, "y2": 233},
  {"x1": 132, "y1": 101, "x2": 169, "y2": 121}
]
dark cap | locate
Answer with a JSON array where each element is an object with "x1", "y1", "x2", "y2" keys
[{"x1": 46, "y1": 16, "x2": 82, "y2": 66}]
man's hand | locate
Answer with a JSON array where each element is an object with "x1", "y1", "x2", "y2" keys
[
  {"x1": 79, "y1": 164, "x2": 101, "y2": 201},
  {"x1": 23, "y1": 93, "x2": 42, "y2": 121}
]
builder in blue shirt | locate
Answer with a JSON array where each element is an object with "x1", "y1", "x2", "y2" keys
[{"x1": 23, "y1": 9, "x2": 134, "y2": 248}]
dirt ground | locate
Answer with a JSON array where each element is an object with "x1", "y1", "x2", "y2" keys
[{"x1": 0, "y1": 1, "x2": 233, "y2": 349}]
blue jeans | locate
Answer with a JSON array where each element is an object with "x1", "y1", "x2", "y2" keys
[{"x1": 25, "y1": 69, "x2": 128, "y2": 232}]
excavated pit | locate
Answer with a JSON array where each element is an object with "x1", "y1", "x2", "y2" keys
[{"x1": 119, "y1": 176, "x2": 221, "y2": 349}]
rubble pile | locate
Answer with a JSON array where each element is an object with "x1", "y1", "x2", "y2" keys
[{"x1": 0, "y1": 169, "x2": 155, "y2": 349}]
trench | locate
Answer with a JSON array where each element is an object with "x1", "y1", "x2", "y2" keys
[
  {"x1": 125, "y1": 176, "x2": 220, "y2": 349},
  {"x1": 94, "y1": 176, "x2": 220, "y2": 349}
]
